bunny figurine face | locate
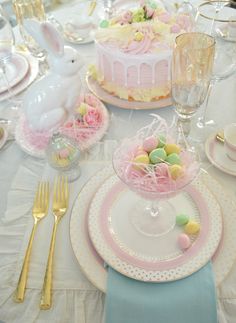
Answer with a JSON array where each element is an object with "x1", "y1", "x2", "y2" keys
[
  {"x1": 23, "y1": 20, "x2": 84, "y2": 132},
  {"x1": 48, "y1": 46, "x2": 84, "y2": 77}
]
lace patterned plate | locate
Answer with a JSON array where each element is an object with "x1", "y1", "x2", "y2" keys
[
  {"x1": 86, "y1": 75, "x2": 173, "y2": 110},
  {"x1": 88, "y1": 174, "x2": 222, "y2": 282},
  {"x1": 70, "y1": 166, "x2": 236, "y2": 291}
]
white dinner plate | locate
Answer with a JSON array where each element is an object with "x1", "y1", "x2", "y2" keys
[
  {"x1": 70, "y1": 166, "x2": 236, "y2": 292},
  {"x1": 205, "y1": 133, "x2": 236, "y2": 176},
  {"x1": 0, "y1": 52, "x2": 39, "y2": 102},
  {"x1": 0, "y1": 53, "x2": 29, "y2": 94}
]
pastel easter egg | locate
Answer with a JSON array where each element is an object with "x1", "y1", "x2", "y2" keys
[
  {"x1": 178, "y1": 233, "x2": 191, "y2": 250},
  {"x1": 185, "y1": 221, "x2": 200, "y2": 235},
  {"x1": 134, "y1": 31, "x2": 144, "y2": 41},
  {"x1": 166, "y1": 153, "x2": 181, "y2": 165},
  {"x1": 169, "y1": 164, "x2": 183, "y2": 180},
  {"x1": 100, "y1": 20, "x2": 109, "y2": 28},
  {"x1": 155, "y1": 162, "x2": 169, "y2": 177},
  {"x1": 176, "y1": 214, "x2": 189, "y2": 226},
  {"x1": 133, "y1": 154, "x2": 150, "y2": 169},
  {"x1": 143, "y1": 136, "x2": 158, "y2": 153},
  {"x1": 59, "y1": 148, "x2": 70, "y2": 159},
  {"x1": 164, "y1": 143, "x2": 181, "y2": 155},
  {"x1": 149, "y1": 148, "x2": 167, "y2": 164},
  {"x1": 171, "y1": 24, "x2": 181, "y2": 33},
  {"x1": 77, "y1": 102, "x2": 88, "y2": 116},
  {"x1": 157, "y1": 135, "x2": 166, "y2": 148},
  {"x1": 135, "y1": 148, "x2": 148, "y2": 156}
]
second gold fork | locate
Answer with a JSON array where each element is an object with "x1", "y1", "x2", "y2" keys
[{"x1": 40, "y1": 176, "x2": 69, "y2": 310}]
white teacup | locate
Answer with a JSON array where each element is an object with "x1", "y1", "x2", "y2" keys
[
  {"x1": 65, "y1": 16, "x2": 93, "y2": 39},
  {"x1": 228, "y1": 16, "x2": 236, "y2": 38},
  {"x1": 224, "y1": 123, "x2": 236, "y2": 161}
]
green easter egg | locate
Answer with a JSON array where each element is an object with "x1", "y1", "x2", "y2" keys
[
  {"x1": 100, "y1": 20, "x2": 109, "y2": 28},
  {"x1": 149, "y1": 148, "x2": 167, "y2": 164},
  {"x1": 157, "y1": 135, "x2": 166, "y2": 148},
  {"x1": 176, "y1": 214, "x2": 189, "y2": 226},
  {"x1": 166, "y1": 153, "x2": 181, "y2": 165}
]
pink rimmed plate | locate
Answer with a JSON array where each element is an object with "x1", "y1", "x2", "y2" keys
[
  {"x1": 205, "y1": 133, "x2": 236, "y2": 177},
  {"x1": 86, "y1": 74, "x2": 173, "y2": 110},
  {"x1": 0, "y1": 52, "x2": 39, "y2": 102},
  {"x1": 0, "y1": 53, "x2": 29, "y2": 94},
  {"x1": 88, "y1": 174, "x2": 222, "y2": 282},
  {"x1": 70, "y1": 166, "x2": 236, "y2": 291}
]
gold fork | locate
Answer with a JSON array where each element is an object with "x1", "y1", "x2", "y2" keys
[
  {"x1": 14, "y1": 181, "x2": 50, "y2": 303},
  {"x1": 40, "y1": 176, "x2": 69, "y2": 310}
]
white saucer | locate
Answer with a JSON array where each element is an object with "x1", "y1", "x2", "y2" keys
[
  {"x1": 63, "y1": 29, "x2": 94, "y2": 45},
  {"x1": 216, "y1": 25, "x2": 236, "y2": 42},
  {"x1": 205, "y1": 133, "x2": 236, "y2": 176},
  {"x1": 0, "y1": 52, "x2": 39, "y2": 102},
  {"x1": 0, "y1": 53, "x2": 29, "y2": 94}
]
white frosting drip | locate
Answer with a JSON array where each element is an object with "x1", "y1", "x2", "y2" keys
[{"x1": 96, "y1": 42, "x2": 172, "y2": 88}]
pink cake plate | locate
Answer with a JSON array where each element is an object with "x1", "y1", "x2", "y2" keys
[
  {"x1": 70, "y1": 166, "x2": 236, "y2": 291},
  {"x1": 86, "y1": 74, "x2": 173, "y2": 110}
]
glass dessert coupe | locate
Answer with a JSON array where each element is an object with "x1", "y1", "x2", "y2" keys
[{"x1": 112, "y1": 116, "x2": 200, "y2": 238}]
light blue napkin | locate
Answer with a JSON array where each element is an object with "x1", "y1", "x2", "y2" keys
[{"x1": 105, "y1": 262, "x2": 217, "y2": 323}]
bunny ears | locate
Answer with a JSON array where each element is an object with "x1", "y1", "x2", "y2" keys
[{"x1": 24, "y1": 19, "x2": 64, "y2": 57}]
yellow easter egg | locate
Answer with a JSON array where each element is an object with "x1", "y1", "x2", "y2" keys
[
  {"x1": 164, "y1": 143, "x2": 181, "y2": 155},
  {"x1": 134, "y1": 31, "x2": 144, "y2": 42},
  {"x1": 134, "y1": 154, "x2": 149, "y2": 164},
  {"x1": 184, "y1": 221, "x2": 200, "y2": 235},
  {"x1": 169, "y1": 164, "x2": 183, "y2": 180}
]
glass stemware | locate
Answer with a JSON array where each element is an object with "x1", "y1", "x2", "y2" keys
[
  {"x1": 112, "y1": 116, "x2": 200, "y2": 237},
  {"x1": 171, "y1": 32, "x2": 215, "y2": 138},
  {"x1": 12, "y1": 0, "x2": 49, "y2": 74},
  {"x1": 0, "y1": 7, "x2": 22, "y2": 130},
  {"x1": 192, "y1": 2, "x2": 236, "y2": 141}
]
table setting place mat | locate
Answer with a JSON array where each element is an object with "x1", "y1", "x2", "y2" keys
[{"x1": 0, "y1": 140, "x2": 236, "y2": 323}]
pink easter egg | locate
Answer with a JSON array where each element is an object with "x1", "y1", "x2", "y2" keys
[
  {"x1": 59, "y1": 148, "x2": 70, "y2": 159},
  {"x1": 178, "y1": 233, "x2": 191, "y2": 250},
  {"x1": 155, "y1": 162, "x2": 169, "y2": 177},
  {"x1": 143, "y1": 136, "x2": 158, "y2": 153},
  {"x1": 171, "y1": 24, "x2": 181, "y2": 33}
]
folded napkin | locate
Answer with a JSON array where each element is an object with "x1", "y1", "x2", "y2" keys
[{"x1": 105, "y1": 262, "x2": 217, "y2": 323}]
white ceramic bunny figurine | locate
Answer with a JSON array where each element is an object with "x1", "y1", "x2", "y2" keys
[{"x1": 23, "y1": 19, "x2": 84, "y2": 132}]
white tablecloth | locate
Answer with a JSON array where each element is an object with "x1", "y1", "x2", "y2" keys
[{"x1": 1, "y1": 1, "x2": 236, "y2": 322}]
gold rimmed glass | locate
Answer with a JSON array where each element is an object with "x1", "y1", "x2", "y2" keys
[
  {"x1": 13, "y1": 0, "x2": 46, "y2": 58},
  {"x1": 171, "y1": 32, "x2": 215, "y2": 138}
]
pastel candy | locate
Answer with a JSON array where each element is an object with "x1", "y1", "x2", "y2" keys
[
  {"x1": 100, "y1": 20, "x2": 109, "y2": 28},
  {"x1": 135, "y1": 148, "x2": 148, "y2": 156},
  {"x1": 166, "y1": 153, "x2": 181, "y2": 165},
  {"x1": 178, "y1": 233, "x2": 191, "y2": 250},
  {"x1": 164, "y1": 143, "x2": 181, "y2": 155},
  {"x1": 169, "y1": 164, "x2": 183, "y2": 180},
  {"x1": 59, "y1": 148, "x2": 70, "y2": 159},
  {"x1": 185, "y1": 221, "x2": 200, "y2": 235},
  {"x1": 157, "y1": 135, "x2": 166, "y2": 148},
  {"x1": 149, "y1": 148, "x2": 167, "y2": 164},
  {"x1": 133, "y1": 154, "x2": 150, "y2": 166},
  {"x1": 176, "y1": 214, "x2": 189, "y2": 226},
  {"x1": 143, "y1": 136, "x2": 158, "y2": 153}
]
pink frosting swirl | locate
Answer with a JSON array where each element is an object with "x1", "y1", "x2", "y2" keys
[{"x1": 123, "y1": 28, "x2": 154, "y2": 54}]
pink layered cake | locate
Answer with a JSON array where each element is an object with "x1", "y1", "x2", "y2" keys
[{"x1": 90, "y1": 1, "x2": 192, "y2": 102}]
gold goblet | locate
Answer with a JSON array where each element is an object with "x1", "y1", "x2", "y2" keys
[
  {"x1": 171, "y1": 32, "x2": 215, "y2": 138},
  {"x1": 13, "y1": 0, "x2": 46, "y2": 58}
]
